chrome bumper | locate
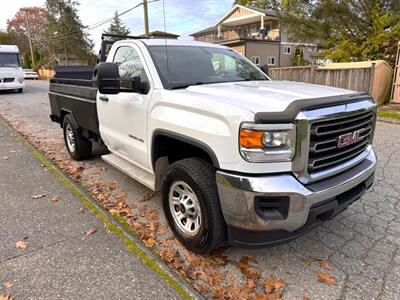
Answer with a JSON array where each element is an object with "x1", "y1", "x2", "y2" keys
[{"x1": 216, "y1": 148, "x2": 376, "y2": 234}]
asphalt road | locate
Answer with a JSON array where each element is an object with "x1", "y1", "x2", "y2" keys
[{"x1": 1, "y1": 80, "x2": 399, "y2": 299}]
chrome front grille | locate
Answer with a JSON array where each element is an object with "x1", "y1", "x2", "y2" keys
[
  {"x1": 292, "y1": 97, "x2": 377, "y2": 184},
  {"x1": 308, "y1": 111, "x2": 375, "y2": 172}
]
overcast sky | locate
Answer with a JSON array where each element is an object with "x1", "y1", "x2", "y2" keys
[{"x1": 0, "y1": 0, "x2": 231, "y2": 50}]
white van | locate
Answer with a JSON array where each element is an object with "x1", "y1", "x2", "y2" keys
[{"x1": 0, "y1": 45, "x2": 25, "y2": 93}]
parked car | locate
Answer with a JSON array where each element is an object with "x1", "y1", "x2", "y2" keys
[
  {"x1": 23, "y1": 69, "x2": 39, "y2": 80},
  {"x1": 48, "y1": 35, "x2": 377, "y2": 255},
  {"x1": 0, "y1": 45, "x2": 24, "y2": 93}
]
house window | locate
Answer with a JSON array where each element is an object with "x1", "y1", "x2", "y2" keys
[
  {"x1": 267, "y1": 57, "x2": 276, "y2": 66},
  {"x1": 284, "y1": 46, "x2": 291, "y2": 55},
  {"x1": 251, "y1": 56, "x2": 261, "y2": 65}
]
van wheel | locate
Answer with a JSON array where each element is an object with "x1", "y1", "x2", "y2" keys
[
  {"x1": 162, "y1": 158, "x2": 226, "y2": 255},
  {"x1": 63, "y1": 115, "x2": 92, "y2": 160},
  {"x1": 17, "y1": 89, "x2": 23, "y2": 93}
]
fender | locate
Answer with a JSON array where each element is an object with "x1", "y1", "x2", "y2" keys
[{"x1": 151, "y1": 129, "x2": 220, "y2": 169}]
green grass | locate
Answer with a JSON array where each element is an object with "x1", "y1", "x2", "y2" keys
[{"x1": 378, "y1": 111, "x2": 400, "y2": 120}]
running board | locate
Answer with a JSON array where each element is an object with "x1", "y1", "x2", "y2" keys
[{"x1": 101, "y1": 153, "x2": 155, "y2": 190}]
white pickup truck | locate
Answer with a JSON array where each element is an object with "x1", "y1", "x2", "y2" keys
[{"x1": 49, "y1": 36, "x2": 377, "y2": 254}]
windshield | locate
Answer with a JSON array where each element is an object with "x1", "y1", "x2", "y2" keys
[
  {"x1": 0, "y1": 53, "x2": 20, "y2": 68},
  {"x1": 147, "y1": 46, "x2": 268, "y2": 89}
]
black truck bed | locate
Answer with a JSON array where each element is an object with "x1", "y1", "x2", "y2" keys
[{"x1": 49, "y1": 76, "x2": 100, "y2": 139}]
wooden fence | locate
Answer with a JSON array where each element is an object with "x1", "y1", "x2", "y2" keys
[{"x1": 269, "y1": 65, "x2": 375, "y2": 94}]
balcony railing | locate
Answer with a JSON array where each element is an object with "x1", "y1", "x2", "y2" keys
[{"x1": 197, "y1": 28, "x2": 280, "y2": 43}]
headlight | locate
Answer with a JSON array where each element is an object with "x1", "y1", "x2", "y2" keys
[{"x1": 239, "y1": 122, "x2": 296, "y2": 162}]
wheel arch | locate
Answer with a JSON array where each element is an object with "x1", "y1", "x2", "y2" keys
[{"x1": 151, "y1": 130, "x2": 220, "y2": 170}]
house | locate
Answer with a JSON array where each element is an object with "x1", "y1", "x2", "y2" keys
[
  {"x1": 191, "y1": 4, "x2": 318, "y2": 67},
  {"x1": 140, "y1": 31, "x2": 180, "y2": 39}
]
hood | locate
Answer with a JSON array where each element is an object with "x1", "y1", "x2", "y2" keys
[
  {"x1": 0, "y1": 67, "x2": 22, "y2": 77},
  {"x1": 174, "y1": 81, "x2": 358, "y2": 114}
]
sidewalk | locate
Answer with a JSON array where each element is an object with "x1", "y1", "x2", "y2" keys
[{"x1": 0, "y1": 121, "x2": 182, "y2": 299}]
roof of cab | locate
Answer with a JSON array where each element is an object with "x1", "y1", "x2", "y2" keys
[
  {"x1": 119, "y1": 38, "x2": 228, "y2": 49},
  {"x1": 0, "y1": 45, "x2": 19, "y2": 53}
]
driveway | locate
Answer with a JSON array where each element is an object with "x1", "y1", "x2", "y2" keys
[{"x1": 0, "y1": 80, "x2": 399, "y2": 299}]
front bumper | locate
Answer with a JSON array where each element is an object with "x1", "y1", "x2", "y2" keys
[
  {"x1": 216, "y1": 149, "x2": 377, "y2": 248},
  {"x1": 0, "y1": 82, "x2": 25, "y2": 90}
]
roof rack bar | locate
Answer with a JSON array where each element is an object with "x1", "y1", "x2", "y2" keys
[{"x1": 101, "y1": 33, "x2": 147, "y2": 40}]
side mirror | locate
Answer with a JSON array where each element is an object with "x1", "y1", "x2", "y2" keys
[{"x1": 96, "y1": 62, "x2": 120, "y2": 94}]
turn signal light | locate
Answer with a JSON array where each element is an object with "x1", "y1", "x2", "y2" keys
[{"x1": 239, "y1": 129, "x2": 263, "y2": 148}]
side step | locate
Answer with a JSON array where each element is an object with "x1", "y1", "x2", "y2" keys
[{"x1": 102, "y1": 153, "x2": 155, "y2": 190}]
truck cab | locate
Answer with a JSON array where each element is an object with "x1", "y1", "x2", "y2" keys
[
  {"x1": 0, "y1": 45, "x2": 25, "y2": 93},
  {"x1": 49, "y1": 37, "x2": 377, "y2": 255}
]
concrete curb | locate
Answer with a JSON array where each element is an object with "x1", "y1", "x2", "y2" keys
[{"x1": 0, "y1": 115, "x2": 203, "y2": 300}]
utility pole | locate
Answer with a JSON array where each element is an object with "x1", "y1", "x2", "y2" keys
[
  {"x1": 143, "y1": 0, "x2": 149, "y2": 37},
  {"x1": 24, "y1": 9, "x2": 35, "y2": 68}
]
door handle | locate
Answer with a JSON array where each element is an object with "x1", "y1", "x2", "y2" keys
[{"x1": 99, "y1": 95, "x2": 109, "y2": 102}]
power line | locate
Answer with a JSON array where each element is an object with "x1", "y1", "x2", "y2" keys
[{"x1": 50, "y1": 0, "x2": 159, "y2": 42}]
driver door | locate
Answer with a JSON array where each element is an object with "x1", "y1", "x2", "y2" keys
[{"x1": 97, "y1": 44, "x2": 152, "y2": 171}]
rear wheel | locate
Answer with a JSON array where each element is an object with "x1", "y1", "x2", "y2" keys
[
  {"x1": 162, "y1": 158, "x2": 226, "y2": 255},
  {"x1": 17, "y1": 88, "x2": 23, "y2": 93},
  {"x1": 63, "y1": 115, "x2": 92, "y2": 160}
]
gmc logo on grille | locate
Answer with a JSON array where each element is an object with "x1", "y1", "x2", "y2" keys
[{"x1": 338, "y1": 129, "x2": 365, "y2": 148}]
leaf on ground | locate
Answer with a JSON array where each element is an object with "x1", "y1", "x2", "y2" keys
[
  {"x1": 236, "y1": 256, "x2": 250, "y2": 271},
  {"x1": 32, "y1": 194, "x2": 46, "y2": 199},
  {"x1": 79, "y1": 207, "x2": 86, "y2": 213},
  {"x1": 302, "y1": 257, "x2": 314, "y2": 266},
  {"x1": 15, "y1": 240, "x2": 29, "y2": 249},
  {"x1": 0, "y1": 294, "x2": 14, "y2": 300},
  {"x1": 84, "y1": 228, "x2": 97, "y2": 236},
  {"x1": 108, "y1": 180, "x2": 118, "y2": 191},
  {"x1": 3, "y1": 282, "x2": 13, "y2": 289},
  {"x1": 113, "y1": 191, "x2": 128, "y2": 203},
  {"x1": 316, "y1": 272, "x2": 336, "y2": 285},
  {"x1": 263, "y1": 278, "x2": 287, "y2": 294},
  {"x1": 143, "y1": 237, "x2": 157, "y2": 248},
  {"x1": 131, "y1": 221, "x2": 145, "y2": 230},
  {"x1": 303, "y1": 293, "x2": 311, "y2": 300},
  {"x1": 51, "y1": 195, "x2": 60, "y2": 202},
  {"x1": 317, "y1": 259, "x2": 333, "y2": 271}
]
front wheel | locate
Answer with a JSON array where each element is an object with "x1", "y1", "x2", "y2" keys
[
  {"x1": 162, "y1": 158, "x2": 226, "y2": 255},
  {"x1": 63, "y1": 115, "x2": 92, "y2": 160},
  {"x1": 17, "y1": 88, "x2": 23, "y2": 93}
]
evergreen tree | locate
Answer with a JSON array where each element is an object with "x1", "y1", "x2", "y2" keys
[
  {"x1": 291, "y1": 47, "x2": 308, "y2": 66},
  {"x1": 103, "y1": 11, "x2": 131, "y2": 40},
  {"x1": 45, "y1": 0, "x2": 95, "y2": 66}
]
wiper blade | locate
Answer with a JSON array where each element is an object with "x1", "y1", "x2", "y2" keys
[{"x1": 169, "y1": 82, "x2": 206, "y2": 90}]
